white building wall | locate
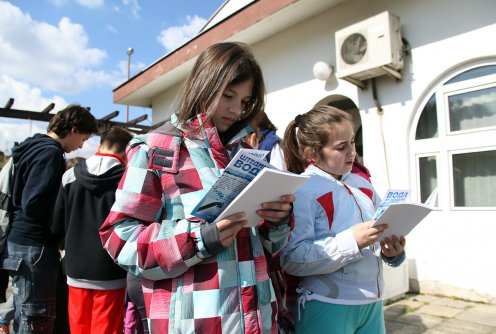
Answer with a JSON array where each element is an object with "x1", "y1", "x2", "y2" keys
[
  {"x1": 253, "y1": 0, "x2": 496, "y2": 299},
  {"x1": 148, "y1": 0, "x2": 496, "y2": 300},
  {"x1": 152, "y1": 83, "x2": 182, "y2": 122}
]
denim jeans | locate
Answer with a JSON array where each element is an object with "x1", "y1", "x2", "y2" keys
[{"x1": 2, "y1": 241, "x2": 59, "y2": 334}]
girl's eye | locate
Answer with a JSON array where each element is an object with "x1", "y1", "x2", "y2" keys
[{"x1": 223, "y1": 94, "x2": 233, "y2": 99}]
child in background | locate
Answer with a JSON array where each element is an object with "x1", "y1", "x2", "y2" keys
[
  {"x1": 246, "y1": 111, "x2": 294, "y2": 333},
  {"x1": 124, "y1": 272, "x2": 148, "y2": 334},
  {"x1": 280, "y1": 106, "x2": 406, "y2": 334},
  {"x1": 246, "y1": 111, "x2": 286, "y2": 170},
  {"x1": 4, "y1": 104, "x2": 97, "y2": 334},
  {"x1": 52, "y1": 127, "x2": 133, "y2": 334}
]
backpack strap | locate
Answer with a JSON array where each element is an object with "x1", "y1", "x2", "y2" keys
[
  {"x1": 0, "y1": 158, "x2": 14, "y2": 204},
  {"x1": 0, "y1": 158, "x2": 15, "y2": 254}
]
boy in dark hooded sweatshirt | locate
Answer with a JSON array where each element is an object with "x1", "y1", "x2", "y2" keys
[
  {"x1": 52, "y1": 126, "x2": 133, "y2": 334},
  {"x1": 2, "y1": 104, "x2": 97, "y2": 334}
]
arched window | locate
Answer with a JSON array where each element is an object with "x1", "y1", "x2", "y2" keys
[{"x1": 412, "y1": 63, "x2": 496, "y2": 209}]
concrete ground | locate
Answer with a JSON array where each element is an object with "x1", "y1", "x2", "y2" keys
[
  {"x1": 384, "y1": 293, "x2": 496, "y2": 333},
  {"x1": 3, "y1": 287, "x2": 496, "y2": 333}
]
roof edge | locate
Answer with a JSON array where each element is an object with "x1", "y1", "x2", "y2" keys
[{"x1": 113, "y1": 0, "x2": 299, "y2": 105}]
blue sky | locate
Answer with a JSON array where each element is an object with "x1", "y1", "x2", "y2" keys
[{"x1": 0, "y1": 0, "x2": 224, "y2": 157}]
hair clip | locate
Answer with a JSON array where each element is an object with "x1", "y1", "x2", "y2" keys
[{"x1": 294, "y1": 114, "x2": 303, "y2": 127}]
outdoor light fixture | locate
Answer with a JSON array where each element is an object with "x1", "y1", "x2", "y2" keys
[
  {"x1": 313, "y1": 61, "x2": 334, "y2": 80},
  {"x1": 127, "y1": 47, "x2": 134, "y2": 80},
  {"x1": 127, "y1": 47, "x2": 134, "y2": 58},
  {"x1": 126, "y1": 47, "x2": 134, "y2": 122}
]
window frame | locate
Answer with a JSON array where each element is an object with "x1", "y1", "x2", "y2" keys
[
  {"x1": 412, "y1": 61, "x2": 496, "y2": 211},
  {"x1": 441, "y1": 74, "x2": 496, "y2": 136},
  {"x1": 415, "y1": 153, "x2": 441, "y2": 209},
  {"x1": 448, "y1": 146, "x2": 496, "y2": 211}
]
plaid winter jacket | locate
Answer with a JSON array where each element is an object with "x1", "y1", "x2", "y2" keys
[{"x1": 100, "y1": 116, "x2": 292, "y2": 334}]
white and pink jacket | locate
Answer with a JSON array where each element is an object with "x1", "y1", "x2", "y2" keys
[{"x1": 280, "y1": 165, "x2": 405, "y2": 307}]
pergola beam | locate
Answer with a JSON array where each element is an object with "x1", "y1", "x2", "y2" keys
[
  {"x1": 4, "y1": 98, "x2": 14, "y2": 110},
  {"x1": 0, "y1": 99, "x2": 153, "y2": 135},
  {"x1": 128, "y1": 114, "x2": 148, "y2": 125},
  {"x1": 41, "y1": 103, "x2": 55, "y2": 113},
  {"x1": 0, "y1": 107, "x2": 54, "y2": 122},
  {"x1": 100, "y1": 110, "x2": 120, "y2": 121}
]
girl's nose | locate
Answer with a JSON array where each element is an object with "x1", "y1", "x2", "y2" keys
[
  {"x1": 347, "y1": 146, "x2": 356, "y2": 156},
  {"x1": 229, "y1": 103, "x2": 243, "y2": 116}
]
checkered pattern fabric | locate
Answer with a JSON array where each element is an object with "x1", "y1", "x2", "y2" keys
[{"x1": 100, "y1": 116, "x2": 291, "y2": 333}]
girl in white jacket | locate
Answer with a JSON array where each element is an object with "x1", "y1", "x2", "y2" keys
[{"x1": 280, "y1": 106, "x2": 406, "y2": 334}]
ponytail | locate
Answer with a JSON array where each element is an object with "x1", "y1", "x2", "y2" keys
[
  {"x1": 283, "y1": 119, "x2": 307, "y2": 174},
  {"x1": 283, "y1": 106, "x2": 352, "y2": 174}
]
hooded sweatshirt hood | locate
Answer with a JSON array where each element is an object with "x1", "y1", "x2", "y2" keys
[
  {"x1": 73, "y1": 158, "x2": 124, "y2": 194},
  {"x1": 12, "y1": 133, "x2": 63, "y2": 164}
]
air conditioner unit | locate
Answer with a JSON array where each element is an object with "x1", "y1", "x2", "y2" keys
[{"x1": 335, "y1": 11, "x2": 404, "y2": 83}]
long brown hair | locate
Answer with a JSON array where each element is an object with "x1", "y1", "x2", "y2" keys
[
  {"x1": 177, "y1": 42, "x2": 266, "y2": 133},
  {"x1": 283, "y1": 105, "x2": 352, "y2": 174}
]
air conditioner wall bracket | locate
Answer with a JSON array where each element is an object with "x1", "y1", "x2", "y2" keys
[
  {"x1": 380, "y1": 66, "x2": 402, "y2": 80},
  {"x1": 342, "y1": 77, "x2": 367, "y2": 90}
]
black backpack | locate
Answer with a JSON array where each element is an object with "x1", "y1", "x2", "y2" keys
[
  {"x1": 0, "y1": 157, "x2": 14, "y2": 303},
  {"x1": 0, "y1": 157, "x2": 14, "y2": 254}
]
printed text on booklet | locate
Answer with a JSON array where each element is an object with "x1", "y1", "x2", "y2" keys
[
  {"x1": 191, "y1": 149, "x2": 309, "y2": 227},
  {"x1": 372, "y1": 189, "x2": 433, "y2": 241}
]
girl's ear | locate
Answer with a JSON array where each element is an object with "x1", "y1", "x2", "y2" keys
[{"x1": 303, "y1": 146, "x2": 318, "y2": 163}]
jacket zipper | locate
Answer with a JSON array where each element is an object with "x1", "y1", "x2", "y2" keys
[
  {"x1": 343, "y1": 180, "x2": 381, "y2": 298},
  {"x1": 372, "y1": 244, "x2": 381, "y2": 298}
]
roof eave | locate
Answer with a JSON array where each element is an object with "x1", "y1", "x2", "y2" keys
[{"x1": 114, "y1": 0, "x2": 344, "y2": 107}]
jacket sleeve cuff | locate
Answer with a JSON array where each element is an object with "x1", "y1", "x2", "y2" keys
[
  {"x1": 382, "y1": 250, "x2": 406, "y2": 267},
  {"x1": 200, "y1": 222, "x2": 224, "y2": 256},
  {"x1": 261, "y1": 203, "x2": 295, "y2": 229},
  {"x1": 335, "y1": 228, "x2": 362, "y2": 260}
]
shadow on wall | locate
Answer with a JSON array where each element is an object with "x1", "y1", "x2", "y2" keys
[{"x1": 408, "y1": 258, "x2": 420, "y2": 294}]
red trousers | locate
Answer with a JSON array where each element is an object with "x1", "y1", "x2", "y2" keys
[{"x1": 68, "y1": 286, "x2": 126, "y2": 334}]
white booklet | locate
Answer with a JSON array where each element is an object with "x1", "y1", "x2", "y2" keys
[
  {"x1": 191, "y1": 148, "x2": 309, "y2": 226},
  {"x1": 373, "y1": 203, "x2": 432, "y2": 241},
  {"x1": 214, "y1": 168, "x2": 309, "y2": 227},
  {"x1": 372, "y1": 189, "x2": 436, "y2": 241}
]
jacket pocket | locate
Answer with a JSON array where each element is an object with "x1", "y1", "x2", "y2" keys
[
  {"x1": 342, "y1": 247, "x2": 379, "y2": 284},
  {"x1": 1, "y1": 256, "x2": 22, "y2": 271}
]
